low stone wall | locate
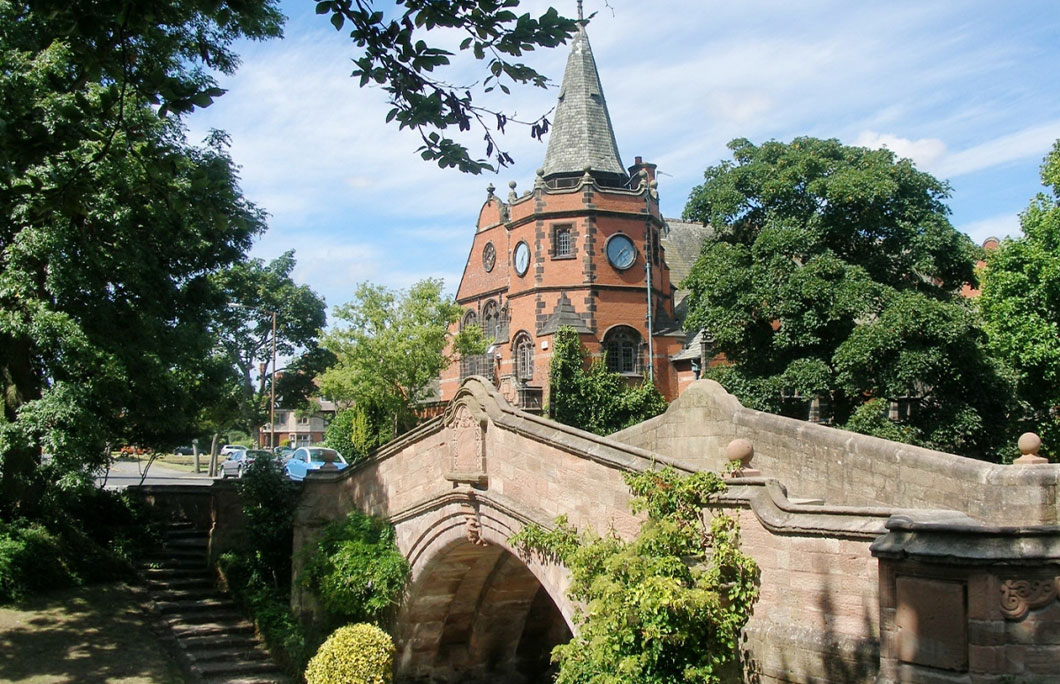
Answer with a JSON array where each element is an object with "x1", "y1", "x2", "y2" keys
[
  {"x1": 613, "y1": 380, "x2": 1060, "y2": 526},
  {"x1": 132, "y1": 481, "x2": 247, "y2": 565}
]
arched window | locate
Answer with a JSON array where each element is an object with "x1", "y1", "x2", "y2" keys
[
  {"x1": 513, "y1": 331, "x2": 534, "y2": 381},
  {"x1": 604, "y1": 326, "x2": 642, "y2": 375},
  {"x1": 482, "y1": 300, "x2": 500, "y2": 341},
  {"x1": 461, "y1": 310, "x2": 478, "y2": 331}
]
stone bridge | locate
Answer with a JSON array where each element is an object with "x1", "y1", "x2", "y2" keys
[{"x1": 292, "y1": 377, "x2": 1060, "y2": 684}]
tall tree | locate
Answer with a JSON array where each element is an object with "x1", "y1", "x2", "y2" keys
[
  {"x1": 212, "y1": 251, "x2": 327, "y2": 440},
  {"x1": 0, "y1": 0, "x2": 282, "y2": 513},
  {"x1": 316, "y1": 0, "x2": 577, "y2": 173},
  {"x1": 979, "y1": 141, "x2": 1060, "y2": 460},
  {"x1": 319, "y1": 279, "x2": 483, "y2": 440},
  {"x1": 683, "y1": 137, "x2": 1013, "y2": 459}
]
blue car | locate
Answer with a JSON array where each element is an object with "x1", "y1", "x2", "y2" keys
[{"x1": 284, "y1": 447, "x2": 348, "y2": 481}]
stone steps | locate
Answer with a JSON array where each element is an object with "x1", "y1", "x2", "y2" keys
[{"x1": 139, "y1": 521, "x2": 289, "y2": 684}]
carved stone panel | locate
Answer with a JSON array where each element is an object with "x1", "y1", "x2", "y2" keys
[
  {"x1": 1000, "y1": 577, "x2": 1060, "y2": 621},
  {"x1": 445, "y1": 402, "x2": 488, "y2": 486}
]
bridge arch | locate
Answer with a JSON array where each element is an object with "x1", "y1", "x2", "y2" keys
[{"x1": 391, "y1": 495, "x2": 573, "y2": 683}]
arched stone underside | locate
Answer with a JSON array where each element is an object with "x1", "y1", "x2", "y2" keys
[
  {"x1": 396, "y1": 539, "x2": 571, "y2": 684},
  {"x1": 390, "y1": 493, "x2": 575, "y2": 684}
]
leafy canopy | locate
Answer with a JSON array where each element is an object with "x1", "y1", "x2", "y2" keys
[
  {"x1": 316, "y1": 0, "x2": 577, "y2": 173},
  {"x1": 211, "y1": 251, "x2": 328, "y2": 438},
  {"x1": 548, "y1": 327, "x2": 667, "y2": 436},
  {"x1": 0, "y1": 0, "x2": 283, "y2": 513},
  {"x1": 979, "y1": 140, "x2": 1060, "y2": 459},
  {"x1": 683, "y1": 137, "x2": 1013, "y2": 459},
  {"x1": 319, "y1": 278, "x2": 484, "y2": 440},
  {"x1": 511, "y1": 466, "x2": 759, "y2": 684}
]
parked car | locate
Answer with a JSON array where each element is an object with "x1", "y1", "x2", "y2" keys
[
  {"x1": 273, "y1": 446, "x2": 295, "y2": 460},
  {"x1": 220, "y1": 449, "x2": 276, "y2": 478},
  {"x1": 173, "y1": 446, "x2": 194, "y2": 455},
  {"x1": 284, "y1": 447, "x2": 348, "y2": 481},
  {"x1": 220, "y1": 444, "x2": 247, "y2": 457}
]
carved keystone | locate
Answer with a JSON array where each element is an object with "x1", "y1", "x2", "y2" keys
[
  {"x1": 727, "y1": 438, "x2": 760, "y2": 477},
  {"x1": 1013, "y1": 432, "x2": 1048, "y2": 465}
]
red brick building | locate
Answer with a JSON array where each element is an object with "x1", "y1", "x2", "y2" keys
[{"x1": 440, "y1": 20, "x2": 707, "y2": 408}]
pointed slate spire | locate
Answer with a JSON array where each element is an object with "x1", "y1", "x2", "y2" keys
[{"x1": 541, "y1": 20, "x2": 627, "y2": 183}]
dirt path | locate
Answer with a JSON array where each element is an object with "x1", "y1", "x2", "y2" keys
[{"x1": 0, "y1": 583, "x2": 189, "y2": 684}]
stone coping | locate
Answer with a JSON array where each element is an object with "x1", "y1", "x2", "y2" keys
[{"x1": 872, "y1": 514, "x2": 1060, "y2": 564}]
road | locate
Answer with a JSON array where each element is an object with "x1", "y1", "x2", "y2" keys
[{"x1": 97, "y1": 458, "x2": 218, "y2": 489}]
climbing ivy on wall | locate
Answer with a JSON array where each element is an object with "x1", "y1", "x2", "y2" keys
[
  {"x1": 548, "y1": 326, "x2": 668, "y2": 435},
  {"x1": 510, "y1": 466, "x2": 760, "y2": 684}
]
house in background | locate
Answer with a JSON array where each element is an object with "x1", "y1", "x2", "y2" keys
[{"x1": 258, "y1": 398, "x2": 336, "y2": 448}]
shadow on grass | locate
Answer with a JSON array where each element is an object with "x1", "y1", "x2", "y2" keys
[{"x1": 0, "y1": 582, "x2": 188, "y2": 684}]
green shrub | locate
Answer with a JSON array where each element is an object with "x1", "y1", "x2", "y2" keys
[
  {"x1": 304, "y1": 623, "x2": 394, "y2": 684},
  {"x1": 0, "y1": 521, "x2": 77, "y2": 602},
  {"x1": 299, "y1": 512, "x2": 409, "y2": 626},
  {"x1": 218, "y1": 551, "x2": 312, "y2": 674}
]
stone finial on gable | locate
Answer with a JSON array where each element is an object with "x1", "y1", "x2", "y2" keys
[{"x1": 508, "y1": 180, "x2": 518, "y2": 203}]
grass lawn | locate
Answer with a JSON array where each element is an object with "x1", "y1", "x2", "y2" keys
[{"x1": 0, "y1": 583, "x2": 189, "y2": 684}]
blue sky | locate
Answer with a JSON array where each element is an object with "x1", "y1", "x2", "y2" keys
[{"x1": 187, "y1": 1, "x2": 1060, "y2": 315}]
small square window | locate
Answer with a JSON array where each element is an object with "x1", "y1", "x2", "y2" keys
[{"x1": 552, "y1": 225, "x2": 573, "y2": 258}]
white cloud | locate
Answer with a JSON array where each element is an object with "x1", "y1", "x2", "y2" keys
[
  {"x1": 957, "y1": 212, "x2": 1022, "y2": 245},
  {"x1": 932, "y1": 121, "x2": 1060, "y2": 179},
  {"x1": 854, "y1": 131, "x2": 948, "y2": 169}
]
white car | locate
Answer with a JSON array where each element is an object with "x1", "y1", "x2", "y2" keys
[{"x1": 220, "y1": 444, "x2": 248, "y2": 457}]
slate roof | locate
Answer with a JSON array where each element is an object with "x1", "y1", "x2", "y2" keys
[
  {"x1": 660, "y1": 217, "x2": 713, "y2": 313},
  {"x1": 538, "y1": 292, "x2": 593, "y2": 335},
  {"x1": 541, "y1": 24, "x2": 626, "y2": 181}
]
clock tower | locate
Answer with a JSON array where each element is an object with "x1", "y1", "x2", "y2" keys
[{"x1": 439, "y1": 17, "x2": 687, "y2": 408}]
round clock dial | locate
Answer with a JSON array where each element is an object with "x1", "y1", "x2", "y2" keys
[
  {"x1": 482, "y1": 242, "x2": 496, "y2": 272},
  {"x1": 606, "y1": 234, "x2": 637, "y2": 270},
  {"x1": 513, "y1": 241, "x2": 530, "y2": 276}
]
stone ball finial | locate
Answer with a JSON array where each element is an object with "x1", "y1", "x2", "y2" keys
[
  {"x1": 1014, "y1": 432, "x2": 1048, "y2": 465},
  {"x1": 536, "y1": 168, "x2": 545, "y2": 177},
  {"x1": 508, "y1": 180, "x2": 517, "y2": 188},
  {"x1": 650, "y1": 179, "x2": 659, "y2": 189},
  {"x1": 726, "y1": 438, "x2": 760, "y2": 477},
  {"x1": 486, "y1": 183, "x2": 496, "y2": 198},
  {"x1": 320, "y1": 449, "x2": 339, "y2": 471}
]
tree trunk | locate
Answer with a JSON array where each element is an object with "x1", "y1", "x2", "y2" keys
[{"x1": 209, "y1": 433, "x2": 220, "y2": 478}]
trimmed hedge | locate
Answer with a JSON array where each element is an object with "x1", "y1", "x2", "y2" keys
[{"x1": 304, "y1": 623, "x2": 394, "y2": 684}]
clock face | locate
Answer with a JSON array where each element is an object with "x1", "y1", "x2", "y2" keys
[
  {"x1": 606, "y1": 234, "x2": 637, "y2": 270},
  {"x1": 513, "y1": 241, "x2": 530, "y2": 276},
  {"x1": 483, "y1": 242, "x2": 496, "y2": 272}
]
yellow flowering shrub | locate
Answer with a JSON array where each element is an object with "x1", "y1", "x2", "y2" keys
[{"x1": 304, "y1": 623, "x2": 395, "y2": 684}]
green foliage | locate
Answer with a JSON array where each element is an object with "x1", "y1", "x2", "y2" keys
[
  {"x1": 684, "y1": 137, "x2": 1013, "y2": 459},
  {"x1": 979, "y1": 140, "x2": 1060, "y2": 460},
  {"x1": 212, "y1": 251, "x2": 328, "y2": 437},
  {"x1": 237, "y1": 454, "x2": 302, "y2": 589},
  {"x1": 220, "y1": 454, "x2": 310, "y2": 674},
  {"x1": 320, "y1": 279, "x2": 484, "y2": 441},
  {"x1": 218, "y1": 551, "x2": 312, "y2": 675},
  {"x1": 0, "y1": 485, "x2": 159, "y2": 603},
  {"x1": 304, "y1": 623, "x2": 394, "y2": 684},
  {"x1": 511, "y1": 466, "x2": 759, "y2": 684},
  {"x1": 324, "y1": 404, "x2": 389, "y2": 462},
  {"x1": 548, "y1": 327, "x2": 668, "y2": 435},
  {"x1": 316, "y1": 0, "x2": 577, "y2": 173},
  {"x1": 299, "y1": 511, "x2": 410, "y2": 627},
  {"x1": 0, "y1": 0, "x2": 282, "y2": 513}
]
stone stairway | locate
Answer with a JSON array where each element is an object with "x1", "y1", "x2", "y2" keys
[{"x1": 139, "y1": 522, "x2": 289, "y2": 684}]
